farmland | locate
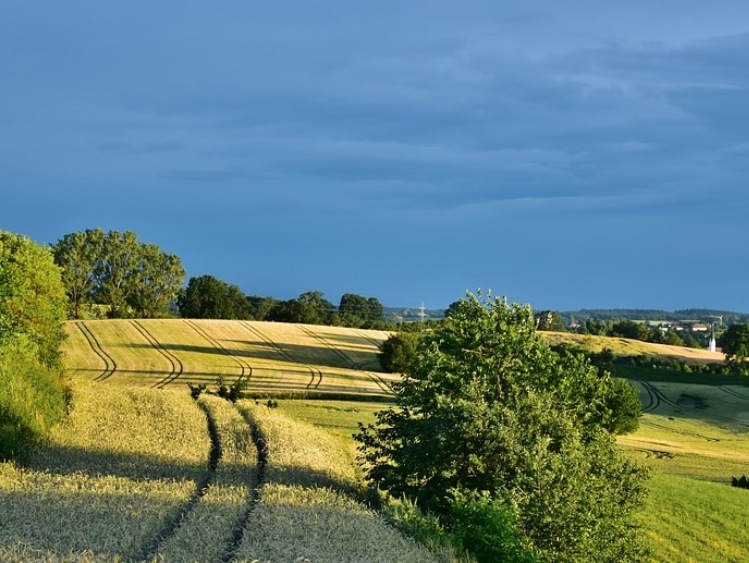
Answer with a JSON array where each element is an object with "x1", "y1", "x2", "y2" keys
[
  {"x1": 62, "y1": 319, "x2": 396, "y2": 398},
  {"x1": 2, "y1": 320, "x2": 749, "y2": 561}
]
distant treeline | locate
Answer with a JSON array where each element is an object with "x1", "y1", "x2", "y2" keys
[{"x1": 560, "y1": 308, "x2": 749, "y2": 324}]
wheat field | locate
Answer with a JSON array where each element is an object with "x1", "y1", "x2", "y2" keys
[{"x1": 62, "y1": 319, "x2": 398, "y2": 398}]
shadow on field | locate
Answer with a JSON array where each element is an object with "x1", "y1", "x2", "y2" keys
[
  {"x1": 127, "y1": 340, "x2": 387, "y2": 373},
  {"x1": 28, "y1": 443, "x2": 214, "y2": 483}
]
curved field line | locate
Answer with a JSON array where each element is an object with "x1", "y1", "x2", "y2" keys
[
  {"x1": 720, "y1": 386, "x2": 749, "y2": 402},
  {"x1": 185, "y1": 320, "x2": 253, "y2": 383},
  {"x1": 299, "y1": 326, "x2": 391, "y2": 393},
  {"x1": 130, "y1": 320, "x2": 184, "y2": 388},
  {"x1": 638, "y1": 380, "x2": 725, "y2": 440},
  {"x1": 633, "y1": 380, "x2": 659, "y2": 413},
  {"x1": 241, "y1": 322, "x2": 320, "y2": 390},
  {"x1": 219, "y1": 405, "x2": 268, "y2": 563},
  {"x1": 75, "y1": 321, "x2": 117, "y2": 381},
  {"x1": 135, "y1": 401, "x2": 222, "y2": 562},
  {"x1": 352, "y1": 328, "x2": 385, "y2": 349}
]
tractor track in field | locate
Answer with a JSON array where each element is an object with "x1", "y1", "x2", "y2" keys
[
  {"x1": 637, "y1": 380, "x2": 724, "y2": 440},
  {"x1": 220, "y1": 405, "x2": 268, "y2": 563},
  {"x1": 241, "y1": 322, "x2": 322, "y2": 390},
  {"x1": 634, "y1": 380, "x2": 660, "y2": 413},
  {"x1": 299, "y1": 326, "x2": 391, "y2": 394},
  {"x1": 135, "y1": 401, "x2": 222, "y2": 563},
  {"x1": 719, "y1": 386, "x2": 749, "y2": 402},
  {"x1": 75, "y1": 321, "x2": 117, "y2": 381},
  {"x1": 185, "y1": 320, "x2": 253, "y2": 384},
  {"x1": 130, "y1": 320, "x2": 184, "y2": 388}
]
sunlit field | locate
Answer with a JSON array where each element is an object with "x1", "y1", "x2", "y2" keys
[
  {"x1": 62, "y1": 319, "x2": 397, "y2": 398},
  {"x1": 6, "y1": 321, "x2": 749, "y2": 561}
]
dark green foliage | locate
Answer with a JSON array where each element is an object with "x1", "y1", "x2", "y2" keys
[
  {"x1": 246, "y1": 295, "x2": 278, "y2": 321},
  {"x1": 731, "y1": 475, "x2": 749, "y2": 489},
  {"x1": 378, "y1": 331, "x2": 422, "y2": 373},
  {"x1": 449, "y1": 491, "x2": 538, "y2": 563},
  {"x1": 267, "y1": 291, "x2": 335, "y2": 325},
  {"x1": 610, "y1": 320, "x2": 649, "y2": 341},
  {"x1": 718, "y1": 324, "x2": 749, "y2": 373},
  {"x1": 535, "y1": 310, "x2": 565, "y2": 332},
  {"x1": 188, "y1": 383, "x2": 207, "y2": 400},
  {"x1": 215, "y1": 377, "x2": 247, "y2": 403},
  {"x1": 178, "y1": 275, "x2": 252, "y2": 319},
  {"x1": 357, "y1": 293, "x2": 649, "y2": 561}
]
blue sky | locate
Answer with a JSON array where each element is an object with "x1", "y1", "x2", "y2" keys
[{"x1": 2, "y1": 1, "x2": 748, "y2": 311}]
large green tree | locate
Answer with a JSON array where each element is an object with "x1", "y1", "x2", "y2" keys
[
  {"x1": 52, "y1": 229, "x2": 185, "y2": 318},
  {"x1": 357, "y1": 293, "x2": 648, "y2": 561},
  {"x1": 177, "y1": 275, "x2": 252, "y2": 319}
]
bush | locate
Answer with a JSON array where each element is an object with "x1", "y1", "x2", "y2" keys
[
  {"x1": 449, "y1": 491, "x2": 538, "y2": 563},
  {"x1": 378, "y1": 331, "x2": 422, "y2": 373},
  {"x1": 0, "y1": 335, "x2": 66, "y2": 460}
]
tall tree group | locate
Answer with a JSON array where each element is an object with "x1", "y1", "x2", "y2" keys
[{"x1": 52, "y1": 229, "x2": 185, "y2": 319}]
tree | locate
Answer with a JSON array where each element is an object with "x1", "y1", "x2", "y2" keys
[
  {"x1": 378, "y1": 331, "x2": 422, "y2": 373},
  {"x1": 246, "y1": 295, "x2": 278, "y2": 320},
  {"x1": 268, "y1": 291, "x2": 335, "y2": 325},
  {"x1": 177, "y1": 275, "x2": 251, "y2": 319},
  {"x1": 128, "y1": 243, "x2": 185, "y2": 318},
  {"x1": 535, "y1": 310, "x2": 565, "y2": 331},
  {"x1": 339, "y1": 293, "x2": 370, "y2": 327},
  {"x1": 51, "y1": 228, "x2": 104, "y2": 319},
  {"x1": 610, "y1": 319, "x2": 648, "y2": 341},
  {"x1": 356, "y1": 293, "x2": 648, "y2": 561},
  {"x1": 718, "y1": 323, "x2": 749, "y2": 372},
  {"x1": 0, "y1": 231, "x2": 68, "y2": 367},
  {"x1": 52, "y1": 229, "x2": 185, "y2": 319},
  {"x1": 366, "y1": 297, "x2": 385, "y2": 327}
]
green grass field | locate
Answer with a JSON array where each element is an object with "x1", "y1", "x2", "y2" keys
[{"x1": 5, "y1": 321, "x2": 749, "y2": 561}]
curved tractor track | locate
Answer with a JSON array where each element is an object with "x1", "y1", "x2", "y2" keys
[
  {"x1": 135, "y1": 401, "x2": 222, "y2": 562},
  {"x1": 241, "y1": 322, "x2": 322, "y2": 390},
  {"x1": 299, "y1": 326, "x2": 391, "y2": 394},
  {"x1": 135, "y1": 399, "x2": 268, "y2": 563},
  {"x1": 220, "y1": 406, "x2": 268, "y2": 563},
  {"x1": 185, "y1": 320, "x2": 253, "y2": 384},
  {"x1": 130, "y1": 320, "x2": 184, "y2": 388},
  {"x1": 74, "y1": 321, "x2": 117, "y2": 382},
  {"x1": 636, "y1": 380, "x2": 722, "y2": 441}
]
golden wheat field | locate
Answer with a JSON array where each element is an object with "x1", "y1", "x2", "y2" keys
[
  {"x1": 62, "y1": 319, "x2": 397, "y2": 398},
  {"x1": 0, "y1": 378, "x2": 448, "y2": 562}
]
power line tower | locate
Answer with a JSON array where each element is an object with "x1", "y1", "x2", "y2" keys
[{"x1": 418, "y1": 301, "x2": 427, "y2": 324}]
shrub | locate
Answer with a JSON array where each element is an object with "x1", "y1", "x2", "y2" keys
[
  {"x1": 449, "y1": 490, "x2": 538, "y2": 563},
  {"x1": 378, "y1": 331, "x2": 422, "y2": 373},
  {"x1": 0, "y1": 335, "x2": 66, "y2": 460}
]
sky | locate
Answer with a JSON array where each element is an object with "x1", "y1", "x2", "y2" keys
[{"x1": 2, "y1": 1, "x2": 748, "y2": 312}]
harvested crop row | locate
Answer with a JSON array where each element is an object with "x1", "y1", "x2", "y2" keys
[
  {"x1": 0, "y1": 380, "x2": 208, "y2": 561},
  {"x1": 230, "y1": 403, "x2": 437, "y2": 563}
]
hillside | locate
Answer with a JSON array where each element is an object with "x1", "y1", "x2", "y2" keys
[{"x1": 61, "y1": 319, "x2": 396, "y2": 398}]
